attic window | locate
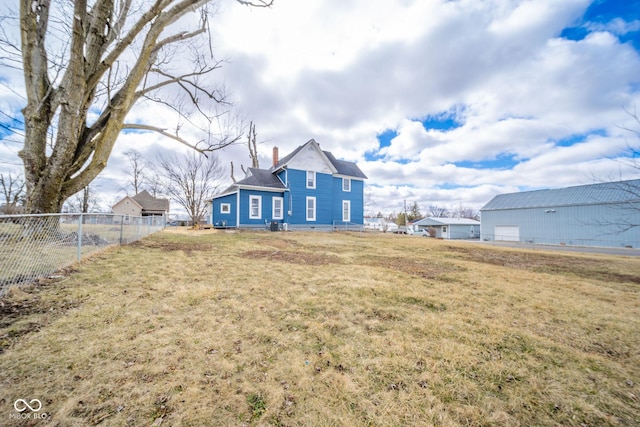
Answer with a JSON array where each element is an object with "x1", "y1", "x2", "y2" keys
[{"x1": 306, "y1": 171, "x2": 316, "y2": 189}]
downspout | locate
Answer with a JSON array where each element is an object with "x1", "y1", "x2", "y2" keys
[{"x1": 236, "y1": 191, "x2": 240, "y2": 229}]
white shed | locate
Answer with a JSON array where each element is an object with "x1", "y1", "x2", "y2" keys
[{"x1": 412, "y1": 217, "x2": 480, "y2": 239}]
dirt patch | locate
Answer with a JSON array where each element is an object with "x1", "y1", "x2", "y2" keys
[
  {"x1": 130, "y1": 239, "x2": 215, "y2": 254},
  {"x1": 241, "y1": 250, "x2": 341, "y2": 265},
  {"x1": 359, "y1": 255, "x2": 464, "y2": 280},
  {"x1": 0, "y1": 273, "x2": 81, "y2": 354},
  {"x1": 252, "y1": 238, "x2": 300, "y2": 250},
  {"x1": 444, "y1": 246, "x2": 640, "y2": 284}
]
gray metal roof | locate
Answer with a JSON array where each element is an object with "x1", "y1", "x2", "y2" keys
[
  {"x1": 414, "y1": 217, "x2": 480, "y2": 226},
  {"x1": 481, "y1": 179, "x2": 640, "y2": 211}
]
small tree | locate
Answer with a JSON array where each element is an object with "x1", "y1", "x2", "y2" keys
[
  {"x1": 123, "y1": 149, "x2": 148, "y2": 196},
  {"x1": 428, "y1": 205, "x2": 449, "y2": 218},
  {"x1": 63, "y1": 185, "x2": 102, "y2": 214},
  {"x1": 407, "y1": 201, "x2": 422, "y2": 222},
  {"x1": 0, "y1": 173, "x2": 26, "y2": 214},
  {"x1": 157, "y1": 152, "x2": 225, "y2": 227}
]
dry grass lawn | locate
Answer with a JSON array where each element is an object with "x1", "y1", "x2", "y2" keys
[{"x1": 1, "y1": 230, "x2": 639, "y2": 426}]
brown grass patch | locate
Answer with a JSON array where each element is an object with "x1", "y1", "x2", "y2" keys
[
  {"x1": 241, "y1": 249, "x2": 341, "y2": 265},
  {"x1": 1, "y1": 232, "x2": 639, "y2": 426},
  {"x1": 444, "y1": 245, "x2": 640, "y2": 284}
]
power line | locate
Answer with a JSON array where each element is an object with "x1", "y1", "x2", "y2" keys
[{"x1": 0, "y1": 110, "x2": 24, "y2": 126}]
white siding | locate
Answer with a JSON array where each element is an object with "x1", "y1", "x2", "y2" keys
[{"x1": 287, "y1": 145, "x2": 334, "y2": 174}]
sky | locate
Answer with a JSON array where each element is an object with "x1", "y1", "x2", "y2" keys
[{"x1": 1, "y1": 0, "x2": 640, "y2": 216}]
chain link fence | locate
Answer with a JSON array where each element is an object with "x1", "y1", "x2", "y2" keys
[{"x1": 0, "y1": 213, "x2": 165, "y2": 297}]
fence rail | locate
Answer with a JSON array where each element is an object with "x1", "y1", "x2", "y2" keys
[
  {"x1": 332, "y1": 220, "x2": 364, "y2": 232},
  {"x1": 0, "y1": 213, "x2": 165, "y2": 297}
]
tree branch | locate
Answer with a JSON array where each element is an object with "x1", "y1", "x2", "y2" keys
[{"x1": 122, "y1": 123, "x2": 241, "y2": 154}]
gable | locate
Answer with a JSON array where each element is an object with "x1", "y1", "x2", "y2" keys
[
  {"x1": 112, "y1": 196, "x2": 142, "y2": 211},
  {"x1": 285, "y1": 141, "x2": 336, "y2": 174}
]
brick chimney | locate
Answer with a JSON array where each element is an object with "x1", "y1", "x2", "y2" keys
[{"x1": 272, "y1": 146, "x2": 279, "y2": 168}]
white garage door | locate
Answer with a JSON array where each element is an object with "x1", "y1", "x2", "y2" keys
[{"x1": 495, "y1": 225, "x2": 519, "y2": 242}]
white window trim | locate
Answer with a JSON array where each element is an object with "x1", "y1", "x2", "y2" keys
[
  {"x1": 306, "y1": 171, "x2": 316, "y2": 189},
  {"x1": 306, "y1": 196, "x2": 316, "y2": 221},
  {"x1": 220, "y1": 203, "x2": 231, "y2": 214},
  {"x1": 342, "y1": 178, "x2": 351, "y2": 192},
  {"x1": 249, "y1": 195, "x2": 262, "y2": 219},
  {"x1": 272, "y1": 197, "x2": 284, "y2": 220},
  {"x1": 342, "y1": 200, "x2": 351, "y2": 222}
]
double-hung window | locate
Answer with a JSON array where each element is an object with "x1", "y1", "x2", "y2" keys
[
  {"x1": 249, "y1": 195, "x2": 261, "y2": 219},
  {"x1": 306, "y1": 197, "x2": 316, "y2": 221},
  {"x1": 272, "y1": 197, "x2": 284, "y2": 220},
  {"x1": 342, "y1": 200, "x2": 351, "y2": 222},
  {"x1": 306, "y1": 171, "x2": 316, "y2": 189},
  {"x1": 342, "y1": 178, "x2": 351, "y2": 192}
]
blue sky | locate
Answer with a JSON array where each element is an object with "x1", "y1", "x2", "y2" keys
[{"x1": 1, "y1": 0, "x2": 640, "y2": 215}]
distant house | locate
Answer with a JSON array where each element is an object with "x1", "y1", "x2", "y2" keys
[
  {"x1": 112, "y1": 190, "x2": 169, "y2": 222},
  {"x1": 364, "y1": 217, "x2": 399, "y2": 233},
  {"x1": 413, "y1": 217, "x2": 481, "y2": 239},
  {"x1": 480, "y1": 179, "x2": 640, "y2": 248},
  {"x1": 211, "y1": 139, "x2": 367, "y2": 230}
]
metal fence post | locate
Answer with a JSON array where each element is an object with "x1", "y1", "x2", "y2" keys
[
  {"x1": 119, "y1": 216, "x2": 124, "y2": 245},
  {"x1": 77, "y1": 214, "x2": 83, "y2": 260}
]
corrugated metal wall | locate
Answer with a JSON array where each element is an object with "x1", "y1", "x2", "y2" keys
[{"x1": 481, "y1": 202, "x2": 640, "y2": 247}]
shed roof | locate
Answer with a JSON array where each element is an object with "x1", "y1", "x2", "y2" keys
[{"x1": 481, "y1": 179, "x2": 640, "y2": 211}]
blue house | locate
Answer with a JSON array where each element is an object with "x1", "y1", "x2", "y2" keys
[{"x1": 211, "y1": 139, "x2": 367, "y2": 230}]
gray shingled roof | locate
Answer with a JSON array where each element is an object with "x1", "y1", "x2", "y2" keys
[
  {"x1": 132, "y1": 190, "x2": 169, "y2": 212},
  {"x1": 236, "y1": 168, "x2": 287, "y2": 189},
  {"x1": 272, "y1": 144, "x2": 305, "y2": 170},
  {"x1": 481, "y1": 179, "x2": 640, "y2": 211},
  {"x1": 323, "y1": 151, "x2": 368, "y2": 179}
]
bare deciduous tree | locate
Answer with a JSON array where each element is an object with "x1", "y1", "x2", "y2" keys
[
  {"x1": 7, "y1": 0, "x2": 272, "y2": 214},
  {"x1": 0, "y1": 172, "x2": 26, "y2": 214},
  {"x1": 157, "y1": 152, "x2": 225, "y2": 227},
  {"x1": 588, "y1": 107, "x2": 640, "y2": 234},
  {"x1": 123, "y1": 149, "x2": 147, "y2": 195},
  {"x1": 427, "y1": 205, "x2": 449, "y2": 218},
  {"x1": 231, "y1": 120, "x2": 260, "y2": 181},
  {"x1": 64, "y1": 185, "x2": 102, "y2": 214}
]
